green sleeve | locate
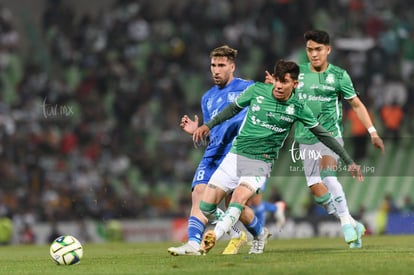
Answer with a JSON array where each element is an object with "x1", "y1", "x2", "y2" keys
[
  {"x1": 205, "y1": 102, "x2": 243, "y2": 129},
  {"x1": 309, "y1": 124, "x2": 354, "y2": 165}
]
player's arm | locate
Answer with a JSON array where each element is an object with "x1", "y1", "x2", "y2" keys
[
  {"x1": 347, "y1": 96, "x2": 385, "y2": 153},
  {"x1": 309, "y1": 124, "x2": 363, "y2": 181},
  {"x1": 192, "y1": 102, "x2": 243, "y2": 143}
]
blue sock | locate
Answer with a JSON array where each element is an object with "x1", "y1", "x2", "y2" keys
[
  {"x1": 245, "y1": 216, "x2": 262, "y2": 238},
  {"x1": 252, "y1": 202, "x2": 266, "y2": 227},
  {"x1": 188, "y1": 216, "x2": 205, "y2": 244},
  {"x1": 263, "y1": 201, "x2": 277, "y2": 213}
]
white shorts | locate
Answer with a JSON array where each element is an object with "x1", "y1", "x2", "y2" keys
[
  {"x1": 299, "y1": 139, "x2": 344, "y2": 186},
  {"x1": 209, "y1": 152, "x2": 272, "y2": 194}
]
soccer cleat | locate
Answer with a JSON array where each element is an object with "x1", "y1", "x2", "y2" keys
[
  {"x1": 274, "y1": 201, "x2": 286, "y2": 230},
  {"x1": 342, "y1": 224, "x2": 357, "y2": 244},
  {"x1": 349, "y1": 222, "x2": 366, "y2": 249},
  {"x1": 248, "y1": 227, "x2": 271, "y2": 254},
  {"x1": 222, "y1": 231, "x2": 248, "y2": 255},
  {"x1": 200, "y1": 230, "x2": 217, "y2": 254},
  {"x1": 167, "y1": 243, "x2": 201, "y2": 256}
]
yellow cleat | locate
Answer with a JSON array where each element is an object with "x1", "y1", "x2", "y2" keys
[
  {"x1": 222, "y1": 231, "x2": 248, "y2": 255},
  {"x1": 200, "y1": 230, "x2": 217, "y2": 254}
]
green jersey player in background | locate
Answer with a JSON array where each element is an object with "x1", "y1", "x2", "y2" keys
[
  {"x1": 295, "y1": 30, "x2": 385, "y2": 248},
  {"x1": 193, "y1": 60, "x2": 363, "y2": 254}
]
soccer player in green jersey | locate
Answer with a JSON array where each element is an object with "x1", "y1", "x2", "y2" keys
[
  {"x1": 294, "y1": 30, "x2": 385, "y2": 248},
  {"x1": 193, "y1": 60, "x2": 363, "y2": 254}
]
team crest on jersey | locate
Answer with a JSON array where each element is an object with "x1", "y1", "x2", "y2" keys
[
  {"x1": 325, "y1": 74, "x2": 335, "y2": 84},
  {"x1": 286, "y1": 104, "x2": 295, "y2": 115}
]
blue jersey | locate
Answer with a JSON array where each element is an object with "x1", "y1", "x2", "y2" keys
[{"x1": 201, "y1": 78, "x2": 253, "y2": 158}]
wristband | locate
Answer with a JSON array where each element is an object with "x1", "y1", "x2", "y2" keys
[{"x1": 368, "y1": 126, "x2": 377, "y2": 134}]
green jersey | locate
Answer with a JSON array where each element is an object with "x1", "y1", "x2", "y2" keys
[
  {"x1": 294, "y1": 63, "x2": 357, "y2": 144},
  {"x1": 230, "y1": 82, "x2": 318, "y2": 162}
]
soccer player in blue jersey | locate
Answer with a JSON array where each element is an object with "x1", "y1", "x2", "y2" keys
[{"x1": 168, "y1": 45, "x2": 254, "y2": 256}]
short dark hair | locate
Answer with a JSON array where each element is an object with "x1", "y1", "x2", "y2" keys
[
  {"x1": 210, "y1": 45, "x2": 238, "y2": 62},
  {"x1": 273, "y1": 60, "x2": 299, "y2": 81},
  {"x1": 304, "y1": 30, "x2": 330, "y2": 45}
]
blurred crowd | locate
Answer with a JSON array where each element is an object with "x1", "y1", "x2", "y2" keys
[{"x1": 0, "y1": 0, "x2": 413, "y2": 240}]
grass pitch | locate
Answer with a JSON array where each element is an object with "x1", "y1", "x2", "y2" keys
[{"x1": 0, "y1": 235, "x2": 413, "y2": 274}]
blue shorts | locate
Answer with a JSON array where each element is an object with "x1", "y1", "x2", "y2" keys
[{"x1": 191, "y1": 155, "x2": 226, "y2": 190}]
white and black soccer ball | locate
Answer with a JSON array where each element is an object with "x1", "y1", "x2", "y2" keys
[{"x1": 50, "y1": 235, "x2": 83, "y2": 265}]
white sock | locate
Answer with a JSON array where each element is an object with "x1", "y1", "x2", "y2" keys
[
  {"x1": 324, "y1": 176, "x2": 357, "y2": 227},
  {"x1": 338, "y1": 214, "x2": 357, "y2": 227},
  {"x1": 323, "y1": 177, "x2": 349, "y2": 215},
  {"x1": 214, "y1": 206, "x2": 242, "y2": 240}
]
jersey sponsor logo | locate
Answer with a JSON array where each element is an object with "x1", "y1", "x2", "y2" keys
[
  {"x1": 251, "y1": 115, "x2": 261, "y2": 125},
  {"x1": 280, "y1": 115, "x2": 293, "y2": 122},
  {"x1": 251, "y1": 115, "x2": 286, "y2": 133},
  {"x1": 228, "y1": 92, "x2": 238, "y2": 102},
  {"x1": 299, "y1": 93, "x2": 331, "y2": 102},
  {"x1": 321, "y1": 85, "x2": 335, "y2": 91},
  {"x1": 260, "y1": 121, "x2": 286, "y2": 133},
  {"x1": 268, "y1": 111, "x2": 293, "y2": 122}
]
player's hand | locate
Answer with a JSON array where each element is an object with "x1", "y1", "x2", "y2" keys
[
  {"x1": 370, "y1": 134, "x2": 385, "y2": 153},
  {"x1": 264, "y1": 70, "x2": 274, "y2": 84},
  {"x1": 192, "y1": 125, "x2": 210, "y2": 147},
  {"x1": 348, "y1": 163, "x2": 363, "y2": 182},
  {"x1": 180, "y1": 114, "x2": 199, "y2": 135}
]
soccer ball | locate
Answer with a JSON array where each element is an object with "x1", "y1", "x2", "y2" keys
[{"x1": 50, "y1": 235, "x2": 83, "y2": 265}]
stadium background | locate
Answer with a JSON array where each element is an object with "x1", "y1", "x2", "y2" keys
[{"x1": 0, "y1": 0, "x2": 413, "y2": 244}]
